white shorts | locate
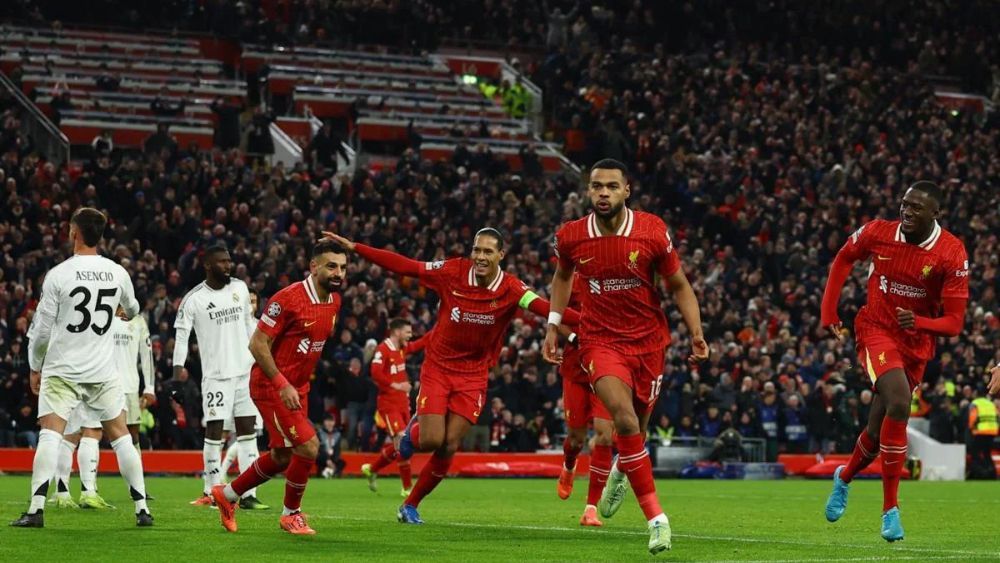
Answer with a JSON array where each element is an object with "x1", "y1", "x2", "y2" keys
[
  {"x1": 124, "y1": 393, "x2": 141, "y2": 426},
  {"x1": 202, "y1": 374, "x2": 258, "y2": 425},
  {"x1": 64, "y1": 403, "x2": 102, "y2": 435},
  {"x1": 223, "y1": 412, "x2": 263, "y2": 433},
  {"x1": 39, "y1": 376, "x2": 124, "y2": 431}
]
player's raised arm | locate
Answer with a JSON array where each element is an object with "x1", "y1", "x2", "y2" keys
[
  {"x1": 321, "y1": 230, "x2": 423, "y2": 276},
  {"x1": 520, "y1": 287, "x2": 581, "y2": 326},
  {"x1": 405, "y1": 328, "x2": 433, "y2": 353},
  {"x1": 821, "y1": 223, "x2": 874, "y2": 340}
]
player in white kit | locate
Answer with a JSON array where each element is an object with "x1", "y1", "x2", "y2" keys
[
  {"x1": 10, "y1": 208, "x2": 153, "y2": 528},
  {"x1": 173, "y1": 244, "x2": 267, "y2": 509},
  {"x1": 49, "y1": 307, "x2": 156, "y2": 509}
]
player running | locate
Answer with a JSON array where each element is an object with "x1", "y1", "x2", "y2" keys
[
  {"x1": 543, "y1": 159, "x2": 709, "y2": 555},
  {"x1": 361, "y1": 319, "x2": 429, "y2": 497},
  {"x1": 174, "y1": 244, "x2": 267, "y2": 510},
  {"x1": 11, "y1": 207, "x2": 152, "y2": 528},
  {"x1": 211, "y1": 240, "x2": 347, "y2": 535},
  {"x1": 556, "y1": 274, "x2": 614, "y2": 527},
  {"x1": 822, "y1": 182, "x2": 968, "y2": 542},
  {"x1": 321, "y1": 227, "x2": 579, "y2": 525}
]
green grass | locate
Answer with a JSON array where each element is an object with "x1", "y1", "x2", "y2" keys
[{"x1": 0, "y1": 475, "x2": 998, "y2": 562}]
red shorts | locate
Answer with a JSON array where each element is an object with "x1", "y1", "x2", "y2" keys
[
  {"x1": 856, "y1": 328, "x2": 927, "y2": 392},
  {"x1": 375, "y1": 407, "x2": 411, "y2": 437},
  {"x1": 254, "y1": 391, "x2": 316, "y2": 449},
  {"x1": 416, "y1": 366, "x2": 485, "y2": 424},
  {"x1": 561, "y1": 347, "x2": 610, "y2": 428},
  {"x1": 580, "y1": 345, "x2": 665, "y2": 416}
]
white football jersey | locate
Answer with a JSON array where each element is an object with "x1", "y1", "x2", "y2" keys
[
  {"x1": 111, "y1": 315, "x2": 154, "y2": 394},
  {"x1": 28, "y1": 254, "x2": 140, "y2": 383},
  {"x1": 172, "y1": 278, "x2": 256, "y2": 380}
]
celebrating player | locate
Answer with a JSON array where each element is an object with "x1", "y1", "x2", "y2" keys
[
  {"x1": 211, "y1": 240, "x2": 347, "y2": 535},
  {"x1": 361, "y1": 319, "x2": 429, "y2": 496},
  {"x1": 543, "y1": 159, "x2": 709, "y2": 555},
  {"x1": 321, "y1": 227, "x2": 579, "y2": 525},
  {"x1": 556, "y1": 274, "x2": 614, "y2": 527},
  {"x1": 11, "y1": 207, "x2": 152, "y2": 528},
  {"x1": 174, "y1": 244, "x2": 267, "y2": 509},
  {"x1": 822, "y1": 182, "x2": 968, "y2": 541}
]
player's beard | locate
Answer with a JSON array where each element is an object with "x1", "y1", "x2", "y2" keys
[
  {"x1": 322, "y1": 275, "x2": 343, "y2": 293},
  {"x1": 594, "y1": 199, "x2": 624, "y2": 219}
]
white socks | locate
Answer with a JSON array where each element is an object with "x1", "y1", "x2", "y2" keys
[
  {"x1": 202, "y1": 438, "x2": 223, "y2": 495},
  {"x1": 648, "y1": 514, "x2": 668, "y2": 527},
  {"x1": 55, "y1": 438, "x2": 76, "y2": 497},
  {"x1": 282, "y1": 506, "x2": 299, "y2": 516},
  {"x1": 220, "y1": 443, "x2": 238, "y2": 476},
  {"x1": 78, "y1": 436, "x2": 100, "y2": 494},
  {"x1": 610, "y1": 462, "x2": 625, "y2": 482},
  {"x1": 222, "y1": 483, "x2": 240, "y2": 503},
  {"x1": 28, "y1": 429, "x2": 61, "y2": 513},
  {"x1": 111, "y1": 434, "x2": 148, "y2": 514},
  {"x1": 236, "y1": 435, "x2": 259, "y2": 498}
]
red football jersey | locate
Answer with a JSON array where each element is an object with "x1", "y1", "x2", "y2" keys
[
  {"x1": 841, "y1": 219, "x2": 969, "y2": 360},
  {"x1": 418, "y1": 257, "x2": 532, "y2": 382},
  {"x1": 250, "y1": 275, "x2": 342, "y2": 396},
  {"x1": 554, "y1": 207, "x2": 681, "y2": 355},
  {"x1": 371, "y1": 337, "x2": 417, "y2": 411}
]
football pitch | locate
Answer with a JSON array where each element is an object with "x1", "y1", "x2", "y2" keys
[{"x1": 0, "y1": 476, "x2": 997, "y2": 562}]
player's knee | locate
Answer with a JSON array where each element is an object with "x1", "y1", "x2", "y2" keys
[
  {"x1": 270, "y1": 448, "x2": 292, "y2": 467},
  {"x1": 419, "y1": 432, "x2": 444, "y2": 452},
  {"x1": 567, "y1": 427, "x2": 588, "y2": 447},
  {"x1": 438, "y1": 439, "x2": 460, "y2": 458},
  {"x1": 204, "y1": 420, "x2": 224, "y2": 440},
  {"x1": 885, "y1": 399, "x2": 909, "y2": 421},
  {"x1": 612, "y1": 412, "x2": 640, "y2": 436},
  {"x1": 295, "y1": 438, "x2": 320, "y2": 460},
  {"x1": 593, "y1": 424, "x2": 614, "y2": 446}
]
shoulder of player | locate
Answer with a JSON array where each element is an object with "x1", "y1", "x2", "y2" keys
[
  {"x1": 556, "y1": 216, "x2": 589, "y2": 240},
  {"x1": 179, "y1": 282, "x2": 207, "y2": 308},
  {"x1": 934, "y1": 228, "x2": 967, "y2": 258}
]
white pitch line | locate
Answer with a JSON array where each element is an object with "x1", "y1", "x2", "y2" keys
[
  {"x1": 316, "y1": 514, "x2": 999, "y2": 558},
  {"x1": 705, "y1": 556, "x2": 971, "y2": 563}
]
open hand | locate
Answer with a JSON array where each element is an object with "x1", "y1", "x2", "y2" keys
[{"x1": 320, "y1": 231, "x2": 356, "y2": 252}]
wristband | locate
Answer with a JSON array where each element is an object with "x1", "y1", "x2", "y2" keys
[
  {"x1": 547, "y1": 311, "x2": 563, "y2": 327},
  {"x1": 271, "y1": 373, "x2": 290, "y2": 390},
  {"x1": 567, "y1": 333, "x2": 577, "y2": 345}
]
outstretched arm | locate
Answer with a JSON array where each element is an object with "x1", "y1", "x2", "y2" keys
[
  {"x1": 543, "y1": 261, "x2": 575, "y2": 364},
  {"x1": 320, "y1": 230, "x2": 423, "y2": 277},
  {"x1": 820, "y1": 247, "x2": 858, "y2": 340},
  {"x1": 897, "y1": 297, "x2": 966, "y2": 337},
  {"x1": 522, "y1": 291, "x2": 580, "y2": 326}
]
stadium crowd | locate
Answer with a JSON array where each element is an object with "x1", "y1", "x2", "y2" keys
[{"x1": 0, "y1": 1, "x2": 998, "y2": 463}]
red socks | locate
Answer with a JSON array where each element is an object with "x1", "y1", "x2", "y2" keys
[
  {"x1": 369, "y1": 442, "x2": 412, "y2": 488},
  {"x1": 371, "y1": 443, "x2": 398, "y2": 473},
  {"x1": 587, "y1": 444, "x2": 613, "y2": 506},
  {"x1": 404, "y1": 453, "x2": 451, "y2": 508},
  {"x1": 399, "y1": 461, "x2": 412, "y2": 490},
  {"x1": 563, "y1": 437, "x2": 582, "y2": 471},
  {"x1": 615, "y1": 433, "x2": 662, "y2": 520},
  {"x1": 283, "y1": 453, "x2": 312, "y2": 512},
  {"x1": 231, "y1": 452, "x2": 284, "y2": 496},
  {"x1": 879, "y1": 418, "x2": 908, "y2": 512},
  {"x1": 840, "y1": 430, "x2": 878, "y2": 484}
]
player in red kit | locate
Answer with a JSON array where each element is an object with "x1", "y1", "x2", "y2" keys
[
  {"x1": 361, "y1": 318, "x2": 430, "y2": 496},
  {"x1": 322, "y1": 227, "x2": 579, "y2": 524},
  {"x1": 556, "y1": 273, "x2": 614, "y2": 528},
  {"x1": 822, "y1": 182, "x2": 968, "y2": 542},
  {"x1": 210, "y1": 241, "x2": 348, "y2": 535},
  {"x1": 543, "y1": 159, "x2": 709, "y2": 556}
]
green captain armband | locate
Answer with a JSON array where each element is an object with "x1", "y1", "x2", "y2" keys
[{"x1": 519, "y1": 290, "x2": 540, "y2": 309}]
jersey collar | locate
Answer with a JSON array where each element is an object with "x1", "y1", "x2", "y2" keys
[
  {"x1": 587, "y1": 207, "x2": 634, "y2": 238},
  {"x1": 895, "y1": 220, "x2": 941, "y2": 250},
  {"x1": 383, "y1": 338, "x2": 397, "y2": 351},
  {"x1": 303, "y1": 275, "x2": 334, "y2": 304},
  {"x1": 467, "y1": 266, "x2": 504, "y2": 292}
]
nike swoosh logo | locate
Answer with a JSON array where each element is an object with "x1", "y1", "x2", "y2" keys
[
  {"x1": 304, "y1": 321, "x2": 317, "y2": 327},
  {"x1": 580, "y1": 257, "x2": 595, "y2": 264},
  {"x1": 877, "y1": 256, "x2": 891, "y2": 261},
  {"x1": 452, "y1": 290, "x2": 467, "y2": 297}
]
